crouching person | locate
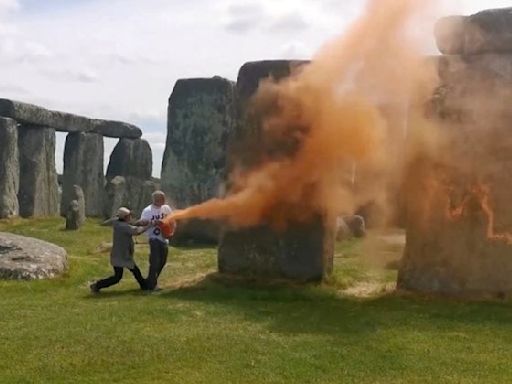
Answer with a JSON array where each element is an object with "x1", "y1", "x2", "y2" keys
[{"x1": 90, "y1": 207, "x2": 149, "y2": 293}]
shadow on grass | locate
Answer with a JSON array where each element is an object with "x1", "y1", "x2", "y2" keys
[
  {"x1": 156, "y1": 273, "x2": 512, "y2": 336},
  {"x1": 83, "y1": 288, "x2": 148, "y2": 299}
]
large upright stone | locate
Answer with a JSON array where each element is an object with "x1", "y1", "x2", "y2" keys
[
  {"x1": 103, "y1": 176, "x2": 127, "y2": 219},
  {"x1": 61, "y1": 132, "x2": 104, "y2": 216},
  {"x1": 0, "y1": 118, "x2": 19, "y2": 218},
  {"x1": 218, "y1": 60, "x2": 334, "y2": 281},
  {"x1": 17, "y1": 125, "x2": 59, "y2": 217},
  {"x1": 230, "y1": 60, "x2": 309, "y2": 169},
  {"x1": 106, "y1": 138, "x2": 152, "y2": 181},
  {"x1": 161, "y1": 77, "x2": 236, "y2": 244},
  {"x1": 219, "y1": 216, "x2": 334, "y2": 280},
  {"x1": 399, "y1": 52, "x2": 512, "y2": 295},
  {"x1": 435, "y1": 8, "x2": 512, "y2": 55},
  {"x1": 104, "y1": 139, "x2": 154, "y2": 218},
  {"x1": 0, "y1": 99, "x2": 142, "y2": 138},
  {"x1": 103, "y1": 177, "x2": 157, "y2": 220}
]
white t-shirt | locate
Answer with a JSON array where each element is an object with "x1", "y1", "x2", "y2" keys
[{"x1": 140, "y1": 204, "x2": 173, "y2": 243}]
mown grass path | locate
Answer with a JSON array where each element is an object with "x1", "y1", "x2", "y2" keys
[{"x1": 1, "y1": 218, "x2": 512, "y2": 383}]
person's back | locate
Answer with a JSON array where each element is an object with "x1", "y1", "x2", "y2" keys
[{"x1": 111, "y1": 219, "x2": 136, "y2": 269}]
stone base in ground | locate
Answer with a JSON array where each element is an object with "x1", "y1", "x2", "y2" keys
[
  {"x1": 218, "y1": 217, "x2": 334, "y2": 281},
  {"x1": 0, "y1": 232, "x2": 68, "y2": 280}
]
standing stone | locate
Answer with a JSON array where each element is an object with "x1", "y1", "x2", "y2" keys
[
  {"x1": 65, "y1": 185, "x2": 85, "y2": 230},
  {"x1": 230, "y1": 60, "x2": 309, "y2": 169},
  {"x1": 161, "y1": 77, "x2": 236, "y2": 244},
  {"x1": 435, "y1": 8, "x2": 512, "y2": 55},
  {"x1": 218, "y1": 60, "x2": 334, "y2": 281},
  {"x1": 106, "y1": 138, "x2": 152, "y2": 181},
  {"x1": 103, "y1": 176, "x2": 127, "y2": 219},
  {"x1": 336, "y1": 217, "x2": 352, "y2": 241},
  {"x1": 399, "y1": 32, "x2": 512, "y2": 294},
  {"x1": 66, "y1": 201, "x2": 80, "y2": 230},
  {"x1": 136, "y1": 180, "x2": 158, "y2": 215},
  {"x1": 0, "y1": 118, "x2": 19, "y2": 218},
  {"x1": 342, "y1": 215, "x2": 366, "y2": 238},
  {"x1": 17, "y1": 125, "x2": 59, "y2": 217},
  {"x1": 61, "y1": 132, "x2": 104, "y2": 217},
  {"x1": 219, "y1": 215, "x2": 333, "y2": 280},
  {"x1": 104, "y1": 138, "x2": 153, "y2": 218}
]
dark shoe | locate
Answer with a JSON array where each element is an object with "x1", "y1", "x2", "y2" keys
[
  {"x1": 89, "y1": 282, "x2": 100, "y2": 294},
  {"x1": 143, "y1": 286, "x2": 162, "y2": 295}
]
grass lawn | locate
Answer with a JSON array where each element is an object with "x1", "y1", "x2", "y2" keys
[{"x1": 1, "y1": 218, "x2": 512, "y2": 383}]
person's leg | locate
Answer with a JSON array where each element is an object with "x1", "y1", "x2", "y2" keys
[
  {"x1": 156, "y1": 241, "x2": 169, "y2": 278},
  {"x1": 146, "y1": 239, "x2": 160, "y2": 290},
  {"x1": 129, "y1": 264, "x2": 147, "y2": 290},
  {"x1": 94, "y1": 267, "x2": 124, "y2": 290}
]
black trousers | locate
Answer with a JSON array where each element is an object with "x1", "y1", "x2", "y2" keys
[
  {"x1": 146, "y1": 238, "x2": 169, "y2": 290},
  {"x1": 96, "y1": 265, "x2": 146, "y2": 290}
]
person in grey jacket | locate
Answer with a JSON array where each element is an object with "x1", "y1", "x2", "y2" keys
[{"x1": 90, "y1": 207, "x2": 150, "y2": 293}]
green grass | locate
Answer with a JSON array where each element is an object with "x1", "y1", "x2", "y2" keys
[{"x1": 1, "y1": 218, "x2": 512, "y2": 383}]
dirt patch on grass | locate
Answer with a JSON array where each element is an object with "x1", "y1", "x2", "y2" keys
[{"x1": 342, "y1": 281, "x2": 396, "y2": 298}]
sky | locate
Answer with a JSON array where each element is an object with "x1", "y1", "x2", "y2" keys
[{"x1": 0, "y1": 0, "x2": 510, "y2": 177}]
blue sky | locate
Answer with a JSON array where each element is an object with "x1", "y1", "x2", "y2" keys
[{"x1": 0, "y1": 0, "x2": 510, "y2": 176}]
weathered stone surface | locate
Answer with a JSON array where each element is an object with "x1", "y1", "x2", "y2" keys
[
  {"x1": 90, "y1": 119, "x2": 142, "y2": 139},
  {"x1": 343, "y1": 215, "x2": 366, "y2": 238},
  {"x1": 335, "y1": 217, "x2": 351, "y2": 242},
  {"x1": 65, "y1": 200, "x2": 81, "y2": 230},
  {"x1": 17, "y1": 125, "x2": 59, "y2": 217},
  {"x1": 106, "y1": 138, "x2": 152, "y2": 181},
  {"x1": 61, "y1": 132, "x2": 104, "y2": 216},
  {"x1": 104, "y1": 138, "x2": 153, "y2": 218},
  {"x1": 231, "y1": 60, "x2": 310, "y2": 168},
  {"x1": 125, "y1": 178, "x2": 157, "y2": 218},
  {"x1": 398, "y1": 163, "x2": 512, "y2": 294},
  {"x1": 103, "y1": 176, "x2": 156, "y2": 219},
  {"x1": 430, "y1": 54, "x2": 512, "y2": 123},
  {"x1": 335, "y1": 215, "x2": 366, "y2": 241},
  {"x1": 435, "y1": 8, "x2": 512, "y2": 55},
  {"x1": 103, "y1": 176, "x2": 127, "y2": 219},
  {"x1": 399, "y1": 50, "x2": 512, "y2": 295},
  {"x1": 236, "y1": 60, "x2": 309, "y2": 102},
  {"x1": 0, "y1": 99, "x2": 142, "y2": 138},
  {"x1": 219, "y1": 216, "x2": 334, "y2": 281},
  {"x1": 0, "y1": 232, "x2": 68, "y2": 280},
  {"x1": 218, "y1": 60, "x2": 334, "y2": 280},
  {"x1": 65, "y1": 185, "x2": 85, "y2": 230},
  {"x1": 170, "y1": 219, "x2": 220, "y2": 246},
  {"x1": 161, "y1": 77, "x2": 236, "y2": 243},
  {"x1": 0, "y1": 118, "x2": 19, "y2": 218}
]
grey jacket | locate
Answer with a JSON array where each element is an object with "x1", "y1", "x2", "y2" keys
[{"x1": 110, "y1": 219, "x2": 140, "y2": 268}]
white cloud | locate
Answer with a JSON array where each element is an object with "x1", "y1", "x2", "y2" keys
[
  {"x1": 0, "y1": 83, "x2": 29, "y2": 95},
  {"x1": 269, "y1": 12, "x2": 310, "y2": 33},
  {"x1": 0, "y1": 0, "x2": 19, "y2": 15},
  {"x1": 40, "y1": 67, "x2": 98, "y2": 83},
  {"x1": 223, "y1": 3, "x2": 267, "y2": 33},
  {"x1": 143, "y1": 132, "x2": 167, "y2": 150},
  {"x1": 279, "y1": 41, "x2": 311, "y2": 59}
]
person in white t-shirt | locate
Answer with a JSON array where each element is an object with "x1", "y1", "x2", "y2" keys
[{"x1": 138, "y1": 190, "x2": 176, "y2": 291}]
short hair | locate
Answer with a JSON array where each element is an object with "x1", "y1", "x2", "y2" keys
[
  {"x1": 116, "y1": 207, "x2": 131, "y2": 219},
  {"x1": 152, "y1": 190, "x2": 165, "y2": 199}
]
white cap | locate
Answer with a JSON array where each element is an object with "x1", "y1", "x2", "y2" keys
[{"x1": 116, "y1": 207, "x2": 131, "y2": 218}]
